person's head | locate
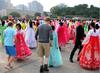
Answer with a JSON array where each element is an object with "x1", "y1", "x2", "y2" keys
[
  {"x1": 36, "y1": 16, "x2": 40, "y2": 20},
  {"x1": 95, "y1": 24, "x2": 99, "y2": 29},
  {"x1": 59, "y1": 21, "x2": 63, "y2": 26},
  {"x1": 36, "y1": 20, "x2": 39, "y2": 26},
  {"x1": 8, "y1": 22, "x2": 13, "y2": 27},
  {"x1": 51, "y1": 25, "x2": 55, "y2": 31},
  {"x1": 32, "y1": 21, "x2": 35, "y2": 25},
  {"x1": 90, "y1": 22, "x2": 95, "y2": 29},
  {"x1": 81, "y1": 20, "x2": 85, "y2": 26},
  {"x1": 1, "y1": 20, "x2": 5, "y2": 26},
  {"x1": 57, "y1": 16, "x2": 61, "y2": 21},
  {"x1": 90, "y1": 22, "x2": 96, "y2": 32},
  {"x1": 29, "y1": 20, "x2": 33, "y2": 28},
  {"x1": 44, "y1": 17, "x2": 51, "y2": 25},
  {"x1": 97, "y1": 20, "x2": 99, "y2": 22},
  {"x1": 22, "y1": 19, "x2": 25, "y2": 23},
  {"x1": 78, "y1": 19, "x2": 80, "y2": 22},
  {"x1": 16, "y1": 23, "x2": 21, "y2": 30}
]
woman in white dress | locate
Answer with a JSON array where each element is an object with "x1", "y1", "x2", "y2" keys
[
  {"x1": 25, "y1": 20, "x2": 37, "y2": 49},
  {"x1": 79, "y1": 22, "x2": 100, "y2": 70}
]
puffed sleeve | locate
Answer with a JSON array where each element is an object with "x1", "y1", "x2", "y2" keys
[{"x1": 82, "y1": 30, "x2": 91, "y2": 45}]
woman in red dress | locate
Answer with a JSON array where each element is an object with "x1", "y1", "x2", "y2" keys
[
  {"x1": 79, "y1": 22, "x2": 100, "y2": 70},
  {"x1": 57, "y1": 20, "x2": 68, "y2": 47},
  {"x1": 15, "y1": 23, "x2": 32, "y2": 60}
]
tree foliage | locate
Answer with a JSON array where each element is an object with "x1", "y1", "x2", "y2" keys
[
  {"x1": 34, "y1": 12, "x2": 41, "y2": 17},
  {"x1": 9, "y1": 12, "x2": 21, "y2": 18},
  {"x1": 1, "y1": 16, "x2": 8, "y2": 20},
  {"x1": 43, "y1": 11, "x2": 49, "y2": 16},
  {"x1": 50, "y1": 4, "x2": 100, "y2": 18}
]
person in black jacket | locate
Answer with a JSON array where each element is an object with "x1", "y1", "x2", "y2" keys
[{"x1": 69, "y1": 21, "x2": 86, "y2": 63}]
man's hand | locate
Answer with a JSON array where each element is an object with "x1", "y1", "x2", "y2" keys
[
  {"x1": 36, "y1": 40, "x2": 38, "y2": 48},
  {"x1": 50, "y1": 41, "x2": 53, "y2": 47}
]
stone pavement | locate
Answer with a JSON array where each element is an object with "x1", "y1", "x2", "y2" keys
[{"x1": 0, "y1": 42, "x2": 99, "y2": 73}]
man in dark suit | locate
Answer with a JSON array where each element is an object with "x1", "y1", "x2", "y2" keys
[{"x1": 69, "y1": 21, "x2": 86, "y2": 63}]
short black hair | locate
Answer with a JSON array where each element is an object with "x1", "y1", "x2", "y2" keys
[
  {"x1": 51, "y1": 25, "x2": 55, "y2": 30},
  {"x1": 59, "y1": 22, "x2": 63, "y2": 26},
  {"x1": 1, "y1": 20, "x2": 5, "y2": 26},
  {"x1": 16, "y1": 23, "x2": 21, "y2": 30},
  {"x1": 90, "y1": 22, "x2": 95, "y2": 28},
  {"x1": 90, "y1": 22, "x2": 96, "y2": 32},
  {"x1": 8, "y1": 22, "x2": 13, "y2": 26},
  {"x1": 96, "y1": 24, "x2": 99, "y2": 29},
  {"x1": 29, "y1": 20, "x2": 33, "y2": 28},
  {"x1": 44, "y1": 17, "x2": 51, "y2": 22}
]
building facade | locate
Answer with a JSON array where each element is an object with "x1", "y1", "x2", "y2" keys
[
  {"x1": 28, "y1": 1, "x2": 43, "y2": 13},
  {"x1": 15, "y1": 4, "x2": 28, "y2": 11},
  {"x1": 0, "y1": 0, "x2": 43, "y2": 17},
  {"x1": 0, "y1": 0, "x2": 12, "y2": 10}
]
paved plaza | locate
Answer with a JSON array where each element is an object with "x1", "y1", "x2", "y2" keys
[{"x1": 0, "y1": 41, "x2": 99, "y2": 73}]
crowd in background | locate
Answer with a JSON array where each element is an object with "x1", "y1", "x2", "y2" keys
[{"x1": 0, "y1": 16, "x2": 100, "y2": 72}]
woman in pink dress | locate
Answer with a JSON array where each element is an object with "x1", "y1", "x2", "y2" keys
[
  {"x1": 70, "y1": 22, "x2": 75, "y2": 40},
  {"x1": 63, "y1": 20, "x2": 70, "y2": 43},
  {"x1": 57, "y1": 20, "x2": 68, "y2": 48},
  {"x1": 79, "y1": 22, "x2": 100, "y2": 70},
  {"x1": 15, "y1": 23, "x2": 32, "y2": 60}
]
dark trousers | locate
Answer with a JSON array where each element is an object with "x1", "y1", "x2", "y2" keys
[{"x1": 70, "y1": 38, "x2": 83, "y2": 60}]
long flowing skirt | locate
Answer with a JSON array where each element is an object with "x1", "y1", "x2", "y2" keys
[
  {"x1": 57, "y1": 25, "x2": 69, "y2": 46},
  {"x1": 49, "y1": 47, "x2": 63, "y2": 67},
  {"x1": 0, "y1": 26, "x2": 7, "y2": 45},
  {"x1": 25, "y1": 28, "x2": 37, "y2": 48},
  {"x1": 15, "y1": 33, "x2": 32, "y2": 59},
  {"x1": 70, "y1": 25, "x2": 75, "y2": 40},
  {"x1": 79, "y1": 36, "x2": 100, "y2": 70}
]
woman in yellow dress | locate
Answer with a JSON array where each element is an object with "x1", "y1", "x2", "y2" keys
[{"x1": 21, "y1": 20, "x2": 26, "y2": 30}]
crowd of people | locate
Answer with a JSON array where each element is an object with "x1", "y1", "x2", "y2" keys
[{"x1": 0, "y1": 16, "x2": 100, "y2": 73}]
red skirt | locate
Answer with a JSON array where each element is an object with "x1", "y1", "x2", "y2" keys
[
  {"x1": 57, "y1": 24, "x2": 69, "y2": 46},
  {"x1": 15, "y1": 33, "x2": 32, "y2": 59},
  {"x1": 79, "y1": 36, "x2": 100, "y2": 70}
]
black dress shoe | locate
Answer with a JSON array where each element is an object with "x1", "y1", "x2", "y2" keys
[
  {"x1": 44, "y1": 64, "x2": 49, "y2": 72},
  {"x1": 40, "y1": 65, "x2": 44, "y2": 73},
  {"x1": 69, "y1": 59, "x2": 74, "y2": 63}
]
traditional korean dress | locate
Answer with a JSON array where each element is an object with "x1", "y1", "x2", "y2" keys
[
  {"x1": 79, "y1": 29, "x2": 100, "y2": 70},
  {"x1": 49, "y1": 31, "x2": 63, "y2": 67},
  {"x1": 70, "y1": 23, "x2": 75, "y2": 40},
  {"x1": 57, "y1": 22, "x2": 68, "y2": 46},
  {"x1": 25, "y1": 26, "x2": 37, "y2": 49},
  {"x1": 84, "y1": 23, "x2": 88, "y2": 34},
  {"x1": 0, "y1": 25, "x2": 7, "y2": 45},
  {"x1": 33, "y1": 25, "x2": 38, "y2": 32},
  {"x1": 21, "y1": 22, "x2": 26, "y2": 30},
  {"x1": 15, "y1": 30, "x2": 32, "y2": 59}
]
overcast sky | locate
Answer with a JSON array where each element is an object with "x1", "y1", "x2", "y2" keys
[{"x1": 11, "y1": 0, "x2": 100, "y2": 11}]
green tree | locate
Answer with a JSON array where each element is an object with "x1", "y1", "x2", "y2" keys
[
  {"x1": 1, "y1": 16, "x2": 8, "y2": 20},
  {"x1": 43, "y1": 12, "x2": 49, "y2": 16},
  {"x1": 9, "y1": 12, "x2": 21, "y2": 18},
  {"x1": 50, "y1": 4, "x2": 100, "y2": 18},
  {"x1": 50, "y1": 4, "x2": 67, "y2": 16},
  {"x1": 34, "y1": 12, "x2": 41, "y2": 17}
]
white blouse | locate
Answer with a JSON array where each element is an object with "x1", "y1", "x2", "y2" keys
[{"x1": 82, "y1": 29, "x2": 99, "y2": 45}]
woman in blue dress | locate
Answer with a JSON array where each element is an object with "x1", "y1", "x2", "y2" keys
[{"x1": 49, "y1": 26, "x2": 63, "y2": 67}]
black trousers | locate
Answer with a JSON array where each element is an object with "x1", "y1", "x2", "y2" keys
[{"x1": 70, "y1": 38, "x2": 83, "y2": 60}]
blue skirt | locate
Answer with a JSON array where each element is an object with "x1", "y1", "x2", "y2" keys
[
  {"x1": 5, "y1": 46, "x2": 16, "y2": 57},
  {"x1": 49, "y1": 47, "x2": 63, "y2": 67}
]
